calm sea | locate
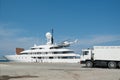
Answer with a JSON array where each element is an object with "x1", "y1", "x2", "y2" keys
[
  {"x1": 0, "y1": 60, "x2": 9, "y2": 62},
  {"x1": 0, "y1": 56, "x2": 9, "y2": 62}
]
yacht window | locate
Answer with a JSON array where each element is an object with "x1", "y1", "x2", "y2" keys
[
  {"x1": 54, "y1": 52, "x2": 58, "y2": 54},
  {"x1": 61, "y1": 57, "x2": 68, "y2": 59},
  {"x1": 50, "y1": 47, "x2": 61, "y2": 49},
  {"x1": 61, "y1": 56, "x2": 76, "y2": 59},
  {"x1": 76, "y1": 56, "x2": 80, "y2": 59},
  {"x1": 38, "y1": 57, "x2": 41, "y2": 59},
  {"x1": 54, "y1": 57, "x2": 58, "y2": 59},
  {"x1": 50, "y1": 47, "x2": 54, "y2": 49},
  {"x1": 58, "y1": 57, "x2": 61, "y2": 59},
  {"x1": 41, "y1": 52, "x2": 47, "y2": 54},
  {"x1": 31, "y1": 48, "x2": 36, "y2": 50},
  {"x1": 62, "y1": 51, "x2": 74, "y2": 54},
  {"x1": 53, "y1": 51, "x2": 74, "y2": 54},
  {"x1": 31, "y1": 53, "x2": 35, "y2": 54},
  {"x1": 37, "y1": 52, "x2": 41, "y2": 54},
  {"x1": 39, "y1": 48, "x2": 43, "y2": 49},
  {"x1": 31, "y1": 57, "x2": 36, "y2": 59},
  {"x1": 68, "y1": 56, "x2": 74, "y2": 59},
  {"x1": 53, "y1": 52, "x2": 62, "y2": 54},
  {"x1": 42, "y1": 57, "x2": 45, "y2": 59},
  {"x1": 49, "y1": 57, "x2": 53, "y2": 59}
]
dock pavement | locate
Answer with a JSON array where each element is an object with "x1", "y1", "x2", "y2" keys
[{"x1": 0, "y1": 62, "x2": 120, "y2": 80}]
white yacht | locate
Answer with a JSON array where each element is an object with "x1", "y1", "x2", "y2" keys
[{"x1": 5, "y1": 32, "x2": 80, "y2": 63}]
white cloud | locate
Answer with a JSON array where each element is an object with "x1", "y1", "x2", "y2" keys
[
  {"x1": 0, "y1": 27, "x2": 15, "y2": 37},
  {"x1": 0, "y1": 37, "x2": 41, "y2": 55},
  {"x1": 0, "y1": 24, "x2": 23, "y2": 37},
  {"x1": 1, "y1": 31, "x2": 120, "y2": 55},
  {"x1": 0, "y1": 23, "x2": 120, "y2": 55},
  {"x1": 70, "y1": 35, "x2": 120, "y2": 54},
  {"x1": 0, "y1": 24, "x2": 42, "y2": 55},
  {"x1": 79, "y1": 35, "x2": 120, "y2": 45}
]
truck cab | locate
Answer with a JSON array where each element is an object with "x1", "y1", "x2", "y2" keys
[
  {"x1": 80, "y1": 49, "x2": 93, "y2": 63},
  {"x1": 80, "y1": 48, "x2": 94, "y2": 67}
]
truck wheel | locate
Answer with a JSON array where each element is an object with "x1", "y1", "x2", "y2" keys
[
  {"x1": 118, "y1": 62, "x2": 120, "y2": 68},
  {"x1": 108, "y1": 62, "x2": 116, "y2": 69},
  {"x1": 86, "y1": 61, "x2": 93, "y2": 68}
]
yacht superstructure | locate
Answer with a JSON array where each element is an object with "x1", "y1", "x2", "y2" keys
[{"x1": 5, "y1": 32, "x2": 80, "y2": 63}]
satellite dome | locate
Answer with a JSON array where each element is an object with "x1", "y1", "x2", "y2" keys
[{"x1": 46, "y1": 32, "x2": 52, "y2": 39}]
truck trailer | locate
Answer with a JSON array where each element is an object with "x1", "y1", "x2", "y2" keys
[{"x1": 80, "y1": 46, "x2": 120, "y2": 68}]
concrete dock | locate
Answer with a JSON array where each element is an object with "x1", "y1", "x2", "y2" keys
[{"x1": 0, "y1": 62, "x2": 120, "y2": 80}]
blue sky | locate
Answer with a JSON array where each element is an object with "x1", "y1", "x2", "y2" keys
[{"x1": 0, "y1": 0, "x2": 120, "y2": 55}]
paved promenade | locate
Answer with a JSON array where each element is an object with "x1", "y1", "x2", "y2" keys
[{"x1": 0, "y1": 62, "x2": 120, "y2": 80}]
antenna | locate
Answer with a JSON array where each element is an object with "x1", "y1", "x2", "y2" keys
[{"x1": 51, "y1": 28, "x2": 54, "y2": 44}]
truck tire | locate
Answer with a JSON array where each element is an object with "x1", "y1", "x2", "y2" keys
[
  {"x1": 86, "y1": 61, "x2": 93, "y2": 68},
  {"x1": 108, "y1": 62, "x2": 116, "y2": 69},
  {"x1": 118, "y1": 62, "x2": 120, "y2": 68}
]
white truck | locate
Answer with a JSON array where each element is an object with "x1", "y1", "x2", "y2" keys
[{"x1": 80, "y1": 46, "x2": 120, "y2": 68}]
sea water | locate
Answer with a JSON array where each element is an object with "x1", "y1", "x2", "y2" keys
[
  {"x1": 0, "y1": 56, "x2": 9, "y2": 62},
  {"x1": 0, "y1": 60, "x2": 9, "y2": 62}
]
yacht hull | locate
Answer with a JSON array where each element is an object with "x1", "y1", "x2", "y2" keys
[{"x1": 4, "y1": 55, "x2": 80, "y2": 63}]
